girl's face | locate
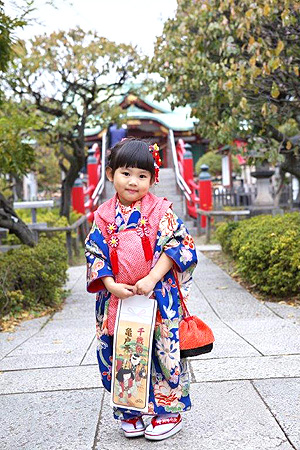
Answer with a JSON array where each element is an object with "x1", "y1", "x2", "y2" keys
[{"x1": 106, "y1": 166, "x2": 153, "y2": 206}]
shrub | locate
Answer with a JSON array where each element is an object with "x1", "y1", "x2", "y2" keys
[
  {"x1": 0, "y1": 236, "x2": 68, "y2": 318},
  {"x1": 216, "y1": 213, "x2": 300, "y2": 296},
  {"x1": 216, "y1": 221, "x2": 240, "y2": 254}
]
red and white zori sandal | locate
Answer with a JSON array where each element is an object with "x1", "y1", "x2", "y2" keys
[
  {"x1": 144, "y1": 413, "x2": 182, "y2": 441},
  {"x1": 121, "y1": 416, "x2": 145, "y2": 438}
]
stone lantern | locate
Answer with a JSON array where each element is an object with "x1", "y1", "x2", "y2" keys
[{"x1": 250, "y1": 160, "x2": 279, "y2": 215}]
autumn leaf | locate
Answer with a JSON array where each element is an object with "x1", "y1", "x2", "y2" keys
[
  {"x1": 261, "y1": 103, "x2": 268, "y2": 117},
  {"x1": 224, "y1": 80, "x2": 233, "y2": 90},
  {"x1": 271, "y1": 82, "x2": 280, "y2": 98},
  {"x1": 275, "y1": 40, "x2": 284, "y2": 56}
]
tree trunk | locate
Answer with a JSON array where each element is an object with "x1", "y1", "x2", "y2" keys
[
  {"x1": 281, "y1": 152, "x2": 300, "y2": 180},
  {"x1": 273, "y1": 166, "x2": 285, "y2": 208},
  {"x1": 280, "y1": 152, "x2": 300, "y2": 207},
  {"x1": 0, "y1": 192, "x2": 36, "y2": 246},
  {"x1": 59, "y1": 147, "x2": 85, "y2": 220},
  {"x1": 60, "y1": 177, "x2": 74, "y2": 220},
  {"x1": 12, "y1": 174, "x2": 24, "y2": 200}
]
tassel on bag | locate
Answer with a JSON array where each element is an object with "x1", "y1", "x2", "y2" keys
[
  {"x1": 173, "y1": 270, "x2": 215, "y2": 358},
  {"x1": 141, "y1": 235, "x2": 153, "y2": 261},
  {"x1": 110, "y1": 248, "x2": 119, "y2": 274}
]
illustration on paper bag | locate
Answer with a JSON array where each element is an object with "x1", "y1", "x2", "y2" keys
[{"x1": 112, "y1": 321, "x2": 151, "y2": 409}]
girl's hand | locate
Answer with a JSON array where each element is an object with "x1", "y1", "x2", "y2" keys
[
  {"x1": 135, "y1": 274, "x2": 157, "y2": 296},
  {"x1": 102, "y1": 277, "x2": 137, "y2": 299},
  {"x1": 110, "y1": 283, "x2": 137, "y2": 299}
]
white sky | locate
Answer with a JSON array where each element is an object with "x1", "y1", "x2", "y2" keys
[{"x1": 7, "y1": 0, "x2": 178, "y2": 55}]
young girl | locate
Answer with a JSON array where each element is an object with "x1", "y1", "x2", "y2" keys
[{"x1": 85, "y1": 138, "x2": 197, "y2": 441}]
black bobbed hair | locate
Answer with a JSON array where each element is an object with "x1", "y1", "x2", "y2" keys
[{"x1": 107, "y1": 137, "x2": 155, "y2": 180}]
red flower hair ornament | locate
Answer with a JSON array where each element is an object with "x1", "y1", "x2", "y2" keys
[{"x1": 149, "y1": 143, "x2": 162, "y2": 184}]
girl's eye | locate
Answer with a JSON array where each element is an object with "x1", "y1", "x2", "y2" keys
[
  {"x1": 140, "y1": 174, "x2": 147, "y2": 178},
  {"x1": 122, "y1": 172, "x2": 130, "y2": 176}
]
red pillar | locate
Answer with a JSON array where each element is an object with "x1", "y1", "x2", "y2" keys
[
  {"x1": 198, "y1": 164, "x2": 212, "y2": 228},
  {"x1": 87, "y1": 154, "x2": 98, "y2": 191},
  {"x1": 72, "y1": 178, "x2": 85, "y2": 214},
  {"x1": 183, "y1": 149, "x2": 194, "y2": 186}
]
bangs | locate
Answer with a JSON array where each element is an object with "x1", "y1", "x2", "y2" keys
[{"x1": 108, "y1": 139, "x2": 155, "y2": 178}]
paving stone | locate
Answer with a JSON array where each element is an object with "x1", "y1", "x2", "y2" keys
[
  {"x1": 0, "y1": 316, "x2": 49, "y2": 360},
  {"x1": 46, "y1": 313, "x2": 93, "y2": 326},
  {"x1": 64, "y1": 266, "x2": 85, "y2": 291},
  {"x1": 67, "y1": 265, "x2": 85, "y2": 280},
  {"x1": 197, "y1": 244, "x2": 222, "y2": 251},
  {"x1": 189, "y1": 283, "x2": 221, "y2": 322},
  {"x1": 0, "y1": 351, "x2": 89, "y2": 371},
  {"x1": 64, "y1": 288, "x2": 94, "y2": 303},
  {"x1": 189, "y1": 277, "x2": 262, "y2": 358},
  {"x1": 0, "y1": 328, "x2": 95, "y2": 371},
  {"x1": 94, "y1": 382, "x2": 293, "y2": 450},
  {"x1": 265, "y1": 301, "x2": 300, "y2": 325},
  {"x1": 1, "y1": 388, "x2": 102, "y2": 450},
  {"x1": 194, "y1": 253, "x2": 275, "y2": 321},
  {"x1": 197, "y1": 323, "x2": 261, "y2": 359},
  {"x1": 253, "y1": 378, "x2": 300, "y2": 450},
  {"x1": 0, "y1": 364, "x2": 102, "y2": 394},
  {"x1": 190, "y1": 355, "x2": 300, "y2": 383},
  {"x1": 81, "y1": 337, "x2": 98, "y2": 366},
  {"x1": 225, "y1": 318, "x2": 300, "y2": 356},
  {"x1": 4, "y1": 326, "x2": 94, "y2": 356},
  {"x1": 195, "y1": 277, "x2": 274, "y2": 321}
]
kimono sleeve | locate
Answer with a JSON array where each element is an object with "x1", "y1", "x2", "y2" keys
[
  {"x1": 159, "y1": 208, "x2": 197, "y2": 273},
  {"x1": 85, "y1": 221, "x2": 113, "y2": 293}
]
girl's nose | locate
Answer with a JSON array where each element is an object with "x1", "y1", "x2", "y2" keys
[{"x1": 129, "y1": 178, "x2": 138, "y2": 186}]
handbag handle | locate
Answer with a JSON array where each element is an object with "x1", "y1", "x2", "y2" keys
[{"x1": 172, "y1": 269, "x2": 190, "y2": 318}]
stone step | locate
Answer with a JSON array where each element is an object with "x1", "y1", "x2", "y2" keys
[
  {"x1": 159, "y1": 168, "x2": 175, "y2": 174},
  {"x1": 152, "y1": 188, "x2": 181, "y2": 197}
]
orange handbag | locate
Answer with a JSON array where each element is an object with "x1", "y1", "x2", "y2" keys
[{"x1": 173, "y1": 270, "x2": 215, "y2": 358}]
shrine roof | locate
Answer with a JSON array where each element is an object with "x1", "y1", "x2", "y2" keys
[
  {"x1": 85, "y1": 89, "x2": 198, "y2": 137},
  {"x1": 126, "y1": 110, "x2": 196, "y2": 131},
  {"x1": 85, "y1": 106, "x2": 197, "y2": 136}
]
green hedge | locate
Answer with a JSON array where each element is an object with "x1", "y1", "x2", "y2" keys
[
  {"x1": 216, "y1": 213, "x2": 300, "y2": 296},
  {"x1": 0, "y1": 236, "x2": 68, "y2": 318}
]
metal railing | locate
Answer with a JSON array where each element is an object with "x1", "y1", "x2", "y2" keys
[
  {"x1": 13, "y1": 200, "x2": 54, "y2": 223},
  {"x1": 30, "y1": 215, "x2": 89, "y2": 263},
  {"x1": 92, "y1": 131, "x2": 107, "y2": 207}
]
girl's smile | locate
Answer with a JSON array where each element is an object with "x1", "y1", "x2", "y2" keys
[{"x1": 106, "y1": 166, "x2": 154, "y2": 206}]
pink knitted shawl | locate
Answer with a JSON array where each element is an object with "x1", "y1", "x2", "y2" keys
[{"x1": 94, "y1": 192, "x2": 171, "y2": 334}]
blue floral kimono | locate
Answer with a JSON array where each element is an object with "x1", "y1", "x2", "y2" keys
[{"x1": 85, "y1": 198, "x2": 197, "y2": 419}]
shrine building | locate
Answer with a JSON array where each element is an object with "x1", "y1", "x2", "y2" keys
[{"x1": 84, "y1": 92, "x2": 208, "y2": 167}]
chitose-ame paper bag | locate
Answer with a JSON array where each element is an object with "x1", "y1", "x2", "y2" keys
[{"x1": 111, "y1": 295, "x2": 157, "y2": 412}]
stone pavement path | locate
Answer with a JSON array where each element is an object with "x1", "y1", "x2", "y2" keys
[{"x1": 1, "y1": 251, "x2": 300, "y2": 450}]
